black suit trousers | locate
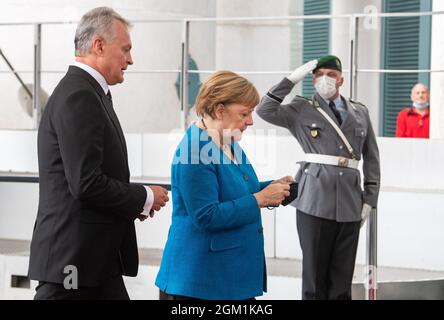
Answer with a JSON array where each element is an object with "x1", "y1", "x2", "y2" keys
[
  {"x1": 34, "y1": 275, "x2": 129, "y2": 300},
  {"x1": 296, "y1": 210, "x2": 360, "y2": 300}
]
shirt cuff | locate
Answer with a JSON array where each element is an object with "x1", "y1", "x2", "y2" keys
[{"x1": 140, "y1": 186, "x2": 154, "y2": 216}]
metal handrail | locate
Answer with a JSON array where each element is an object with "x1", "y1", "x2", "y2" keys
[
  {"x1": 0, "y1": 10, "x2": 442, "y2": 26},
  {"x1": 366, "y1": 208, "x2": 378, "y2": 300},
  {"x1": 0, "y1": 173, "x2": 171, "y2": 190},
  {"x1": 3, "y1": 68, "x2": 444, "y2": 75},
  {"x1": 186, "y1": 11, "x2": 444, "y2": 22},
  {"x1": 3, "y1": 69, "x2": 444, "y2": 76}
]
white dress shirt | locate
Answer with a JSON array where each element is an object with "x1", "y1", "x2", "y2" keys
[{"x1": 74, "y1": 61, "x2": 109, "y2": 94}]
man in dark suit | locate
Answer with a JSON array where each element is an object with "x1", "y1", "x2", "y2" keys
[{"x1": 28, "y1": 7, "x2": 169, "y2": 300}]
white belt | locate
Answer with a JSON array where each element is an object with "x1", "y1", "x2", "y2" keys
[{"x1": 305, "y1": 153, "x2": 360, "y2": 169}]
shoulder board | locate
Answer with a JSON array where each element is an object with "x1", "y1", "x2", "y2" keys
[
  {"x1": 294, "y1": 95, "x2": 313, "y2": 105},
  {"x1": 349, "y1": 99, "x2": 367, "y2": 110}
]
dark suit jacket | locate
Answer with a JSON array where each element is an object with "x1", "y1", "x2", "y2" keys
[{"x1": 28, "y1": 66, "x2": 147, "y2": 286}]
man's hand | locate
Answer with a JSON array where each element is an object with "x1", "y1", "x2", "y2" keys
[
  {"x1": 149, "y1": 185, "x2": 169, "y2": 211},
  {"x1": 137, "y1": 213, "x2": 149, "y2": 221},
  {"x1": 287, "y1": 59, "x2": 318, "y2": 84},
  {"x1": 360, "y1": 203, "x2": 372, "y2": 228},
  {"x1": 137, "y1": 210, "x2": 154, "y2": 222},
  {"x1": 137, "y1": 210, "x2": 155, "y2": 221}
]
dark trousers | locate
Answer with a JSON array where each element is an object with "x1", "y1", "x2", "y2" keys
[
  {"x1": 160, "y1": 291, "x2": 202, "y2": 300},
  {"x1": 34, "y1": 274, "x2": 129, "y2": 300},
  {"x1": 159, "y1": 290, "x2": 256, "y2": 301},
  {"x1": 297, "y1": 210, "x2": 361, "y2": 300}
]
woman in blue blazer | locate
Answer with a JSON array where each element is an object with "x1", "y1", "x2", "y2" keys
[{"x1": 155, "y1": 71, "x2": 292, "y2": 300}]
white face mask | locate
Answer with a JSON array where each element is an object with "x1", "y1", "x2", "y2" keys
[
  {"x1": 314, "y1": 75, "x2": 338, "y2": 100},
  {"x1": 413, "y1": 101, "x2": 429, "y2": 110}
]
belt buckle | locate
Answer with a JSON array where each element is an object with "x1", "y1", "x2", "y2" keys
[{"x1": 338, "y1": 157, "x2": 349, "y2": 167}]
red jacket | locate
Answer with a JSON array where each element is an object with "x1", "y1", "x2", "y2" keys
[{"x1": 396, "y1": 107, "x2": 429, "y2": 138}]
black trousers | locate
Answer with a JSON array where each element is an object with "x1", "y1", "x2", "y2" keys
[
  {"x1": 160, "y1": 290, "x2": 256, "y2": 301},
  {"x1": 34, "y1": 274, "x2": 129, "y2": 300},
  {"x1": 297, "y1": 210, "x2": 361, "y2": 300},
  {"x1": 160, "y1": 291, "x2": 202, "y2": 300}
]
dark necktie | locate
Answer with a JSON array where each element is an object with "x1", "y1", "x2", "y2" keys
[
  {"x1": 329, "y1": 100, "x2": 342, "y2": 125},
  {"x1": 104, "y1": 89, "x2": 128, "y2": 158},
  {"x1": 106, "y1": 90, "x2": 113, "y2": 106}
]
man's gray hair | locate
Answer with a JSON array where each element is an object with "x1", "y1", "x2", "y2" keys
[{"x1": 74, "y1": 7, "x2": 132, "y2": 56}]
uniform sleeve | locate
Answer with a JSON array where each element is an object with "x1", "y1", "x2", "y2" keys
[
  {"x1": 362, "y1": 108, "x2": 381, "y2": 208},
  {"x1": 256, "y1": 77, "x2": 299, "y2": 129},
  {"x1": 53, "y1": 89, "x2": 146, "y2": 220},
  {"x1": 178, "y1": 162, "x2": 261, "y2": 232}
]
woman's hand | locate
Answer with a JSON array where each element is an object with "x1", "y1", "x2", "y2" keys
[
  {"x1": 254, "y1": 183, "x2": 291, "y2": 208},
  {"x1": 271, "y1": 175, "x2": 295, "y2": 185}
]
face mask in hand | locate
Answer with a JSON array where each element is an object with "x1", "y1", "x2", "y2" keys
[
  {"x1": 413, "y1": 101, "x2": 429, "y2": 110},
  {"x1": 314, "y1": 75, "x2": 338, "y2": 100}
]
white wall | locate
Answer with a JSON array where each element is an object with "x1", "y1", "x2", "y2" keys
[
  {"x1": 1, "y1": 130, "x2": 444, "y2": 271},
  {"x1": 213, "y1": 0, "x2": 293, "y2": 135}
]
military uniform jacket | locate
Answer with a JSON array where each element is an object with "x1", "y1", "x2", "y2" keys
[{"x1": 256, "y1": 77, "x2": 380, "y2": 222}]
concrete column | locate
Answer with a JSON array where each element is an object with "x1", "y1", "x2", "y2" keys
[
  {"x1": 331, "y1": 0, "x2": 382, "y2": 133},
  {"x1": 430, "y1": 1, "x2": 444, "y2": 139}
]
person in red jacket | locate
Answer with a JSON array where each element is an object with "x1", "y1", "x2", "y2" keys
[{"x1": 396, "y1": 83, "x2": 430, "y2": 138}]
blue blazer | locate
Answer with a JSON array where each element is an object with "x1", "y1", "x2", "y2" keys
[{"x1": 155, "y1": 124, "x2": 271, "y2": 300}]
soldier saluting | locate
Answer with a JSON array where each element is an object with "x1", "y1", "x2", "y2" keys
[{"x1": 256, "y1": 55, "x2": 380, "y2": 300}]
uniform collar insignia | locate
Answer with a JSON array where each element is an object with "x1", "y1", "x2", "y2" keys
[{"x1": 312, "y1": 97, "x2": 320, "y2": 108}]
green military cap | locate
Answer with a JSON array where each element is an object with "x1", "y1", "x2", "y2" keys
[{"x1": 313, "y1": 55, "x2": 342, "y2": 73}]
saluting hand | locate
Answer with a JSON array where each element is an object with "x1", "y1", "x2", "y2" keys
[{"x1": 287, "y1": 59, "x2": 318, "y2": 84}]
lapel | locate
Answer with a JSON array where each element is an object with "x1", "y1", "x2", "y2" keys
[
  {"x1": 68, "y1": 66, "x2": 129, "y2": 168},
  {"x1": 231, "y1": 142, "x2": 257, "y2": 184},
  {"x1": 197, "y1": 126, "x2": 256, "y2": 189},
  {"x1": 100, "y1": 93, "x2": 129, "y2": 159},
  {"x1": 231, "y1": 143, "x2": 245, "y2": 173}
]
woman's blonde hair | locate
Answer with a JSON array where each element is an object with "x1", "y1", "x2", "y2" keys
[{"x1": 194, "y1": 70, "x2": 260, "y2": 119}]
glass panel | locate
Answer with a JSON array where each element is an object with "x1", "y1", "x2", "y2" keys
[{"x1": 0, "y1": 25, "x2": 34, "y2": 129}]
